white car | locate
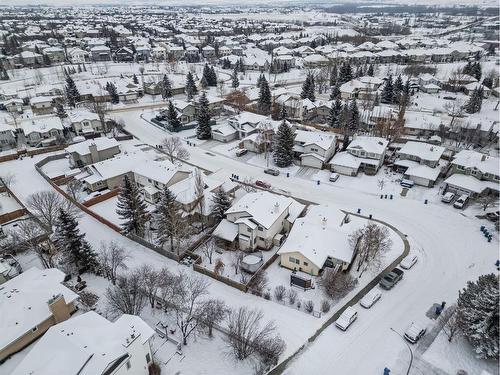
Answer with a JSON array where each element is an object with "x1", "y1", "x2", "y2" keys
[
  {"x1": 329, "y1": 173, "x2": 339, "y2": 182},
  {"x1": 335, "y1": 306, "x2": 358, "y2": 331},
  {"x1": 360, "y1": 288, "x2": 382, "y2": 308},
  {"x1": 400, "y1": 254, "x2": 418, "y2": 270},
  {"x1": 453, "y1": 194, "x2": 469, "y2": 209},
  {"x1": 441, "y1": 192, "x2": 455, "y2": 203},
  {"x1": 404, "y1": 322, "x2": 426, "y2": 344}
]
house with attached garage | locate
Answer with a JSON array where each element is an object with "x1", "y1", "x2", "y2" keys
[
  {"x1": 0, "y1": 267, "x2": 78, "y2": 363},
  {"x1": 293, "y1": 129, "x2": 337, "y2": 169},
  {"x1": 340, "y1": 76, "x2": 384, "y2": 100},
  {"x1": 65, "y1": 137, "x2": 121, "y2": 168},
  {"x1": 68, "y1": 109, "x2": 106, "y2": 136},
  {"x1": 12, "y1": 311, "x2": 154, "y2": 375},
  {"x1": 330, "y1": 136, "x2": 388, "y2": 176},
  {"x1": 90, "y1": 45, "x2": 111, "y2": 62},
  {"x1": 20, "y1": 117, "x2": 64, "y2": 146},
  {"x1": 277, "y1": 205, "x2": 364, "y2": 276},
  {"x1": 30, "y1": 96, "x2": 56, "y2": 115},
  {"x1": 0, "y1": 123, "x2": 16, "y2": 149},
  {"x1": 403, "y1": 111, "x2": 443, "y2": 137},
  {"x1": 2, "y1": 99, "x2": 24, "y2": 113},
  {"x1": 80, "y1": 152, "x2": 190, "y2": 193},
  {"x1": 443, "y1": 150, "x2": 500, "y2": 197},
  {"x1": 396, "y1": 141, "x2": 445, "y2": 168},
  {"x1": 215, "y1": 191, "x2": 305, "y2": 251},
  {"x1": 66, "y1": 47, "x2": 89, "y2": 64}
]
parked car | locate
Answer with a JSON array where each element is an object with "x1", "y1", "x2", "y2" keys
[
  {"x1": 329, "y1": 172, "x2": 339, "y2": 182},
  {"x1": 255, "y1": 180, "x2": 271, "y2": 189},
  {"x1": 379, "y1": 268, "x2": 404, "y2": 290},
  {"x1": 400, "y1": 254, "x2": 418, "y2": 270},
  {"x1": 404, "y1": 322, "x2": 426, "y2": 344},
  {"x1": 360, "y1": 288, "x2": 382, "y2": 308},
  {"x1": 400, "y1": 179, "x2": 414, "y2": 188},
  {"x1": 486, "y1": 211, "x2": 499, "y2": 222},
  {"x1": 235, "y1": 148, "x2": 248, "y2": 157},
  {"x1": 264, "y1": 168, "x2": 280, "y2": 176},
  {"x1": 335, "y1": 306, "x2": 358, "y2": 331},
  {"x1": 453, "y1": 194, "x2": 469, "y2": 209},
  {"x1": 441, "y1": 192, "x2": 455, "y2": 203}
]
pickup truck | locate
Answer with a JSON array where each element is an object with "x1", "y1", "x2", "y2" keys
[{"x1": 379, "y1": 267, "x2": 404, "y2": 290}]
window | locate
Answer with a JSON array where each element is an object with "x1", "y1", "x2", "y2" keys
[
  {"x1": 246, "y1": 227, "x2": 252, "y2": 233},
  {"x1": 303, "y1": 261, "x2": 308, "y2": 266},
  {"x1": 32, "y1": 326, "x2": 38, "y2": 333},
  {"x1": 146, "y1": 353, "x2": 151, "y2": 363},
  {"x1": 258, "y1": 226, "x2": 263, "y2": 232}
]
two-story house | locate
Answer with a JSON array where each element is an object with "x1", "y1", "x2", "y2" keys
[
  {"x1": 293, "y1": 129, "x2": 337, "y2": 169},
  {"x1": 218, "y1": 191, "x2": 305, "y2": 251},
  {"x1": 65, "y1": 137, "x2": 121, "y2": 168},
  {"x1": 331, "y1": 136, "x2": 389, "y2": 176}
]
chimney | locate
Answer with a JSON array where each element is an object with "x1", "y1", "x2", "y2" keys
[
  {"x1": 481, "y1": 154, "x2": 486, "y2": 161},
  {"x1": 89, "y1": 142, "x2": 99, "y2": 163},
  {"x1": 48, "y1": 294, "x2": 71, "y2": 324}
]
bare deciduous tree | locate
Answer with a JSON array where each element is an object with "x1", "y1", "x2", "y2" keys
[
  {"x1": 248, "y1": 270, "x2": 268, "y2": 294},
  {"x1": 105, "y1": 269, "x2": 146, "y2": 317},
  {"x1": 78, "y1": 290, "x2": 99, "y2": 312},
  {"x1": 27, "y1": 190, "x2": 78, "y2": 229},
  {"x1": 193, "y1": 168, "x2": 206, "y2": 230},
  {"x1": 440, "y1": 304, "x2": 462, "y2": 342},
  {"x1": 226, "y1": 306, "x2": 284, "y2": 365},
  {"x1": 201, "y1": 299, "x2": 228, "y2": 337},
  {"x1": 288, "y1": 288, "x2": 298, "y2": 305},
  {"x1": 99, "y1": 241, "x2": 129, "y2": 285},
  {"x1": 162, "y1": 136, "x2": 190, "y2": 164},
  {"x1": 66, "y1": 179, "x2": 84, "y2": 202},
  {"x1": 320, "y1": 268, "x2": 358, "y2": 300},
  {"x1": 274, "y1": 285, "x2": 286, "y2": 301},
  {"x1": 477, "y1": 194, "x2": 499, "y2": 211},
  {"x1": 231, "y1": 250, "x2": 243, "y2": 275},
  {"x1": 170, "y1": 272, "x2": 211, "y2": 345},
  {"x1": 349, "y1": 223, "x2": 393, "y2": 273},
  {"x1": 201, "y1": 240, "x2": 215, "y2": 264},
  {"x1": 138, "y1": 264, "x2": 163, "y2": 308},
  {"x1": 0, "y1": 172, "x2": 16, "y2": 192}
]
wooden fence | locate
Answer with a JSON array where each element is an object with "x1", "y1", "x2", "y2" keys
[{"x1": 83, "y1": 189, "x2": 119, "y2": 207}]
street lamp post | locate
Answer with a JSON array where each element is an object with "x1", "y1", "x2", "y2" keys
[{"x1": 390, "y1": 327, "x2": 413, "y2": 375}]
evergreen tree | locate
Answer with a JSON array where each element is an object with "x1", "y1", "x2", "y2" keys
[
  {"x1": 210, "y1": 188, "x2": 231, "y2": 223},
  {"x1": 381, "y1": 75, "x2": 394, "y2": 104},
  {"x1": 464, "y1": 86, "x2": 483, "y2": 114},
  {"x1": 155, "y1": 186, "x2": 179, "y2": 249},
  {"x1": 0, "y1": 67, "x2": 9, "y2": 80},
  {"x1": 116, "y1": 175, "x2": 148, "y2": 237},
  {"x1": 348, "y1": 99, "x2": 360, "y2": 130},
  {"x1": 329, "y1": 84, "x2": 341, "y2": 101},
  {"x1": 55, "y1": 102, "x2": 67, "y2": 119},
  {"x1": 106, "y1": 82, "x2": 119, "y2": 104},
  {"x1": 279, "y1": 105, "x2": 287, "y2": 120},
  {"x1": 472, "y1": 62, "x2": 482, "y2": 81},
  {"x1": 185, "y1": 71, "x2": 198, "y2": 101},
  {"x1": 65, "y1": 76, "x2": 80, "y2": 107},
  {"x1": 457, "y1": 274, "x2": 499, "y2": 360},
  {"x1": 196, "y1": 91, "x2": 212, "y2": 140},
  {"x1": 273, "y1": 120, "x2": 295, "y2": 167},
  {"x1": 256, "y1": 73, "x2": 265, "y2": 88},
  {"x1": 162, "y1": 75, "x2": 172, "y2": 99},
  {"x1": 200, "y1": 75, "x2": 209, "y2": 89},
  {"x1": 355, "y1": 65, "x2": 364, "y2": 78},
  {"x1": 393, "y1": 75, "x2": 404, "y2": 103},
  {"x1": 301, "y1": 72, "x2": 316, "y2": 102},
  {"x1": 328, "y1": 98, "x2": 342, "y2": 128},
  {"x1": 202, "y1": 63, "x2": 211, "y2": 86},
  {"x1": 133, "y1": 74, "x2": 139, "y2": 84},
  {"x1": 231, "y1": 67, "x2": 239, "y2": 89},
  {"x1": 167, "y1": 100, "x2": 181, "y2": 130},
  {"x1": 238, "y1": 57, "x2": 245, "y2": 73},
  {"x1": 329, "y1": 63, "x2": 338, "y2": 87},
  {"x1": 209, "y1": 66, "x2": 217, "y2": 86},
  {"x1": 338, "y1": 62, "x2": 353, "y2": 84},
  {"x1": 54, "y1": 209, "x2": 98, "y2": 272},
  {"x1": 367, "y1": 64, "x2": 374, "y2": 77},
  {"x1": 222, "y1": 58, "x2": 231, "y2": 69},
  {"x1": 257, "y1": 75, "x2": 272, "y2": 114}
]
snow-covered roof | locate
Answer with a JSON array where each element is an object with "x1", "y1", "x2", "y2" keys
[
  {"x1": 226, "y1": 191, "x2": 303, "y2": 229},
  {"x1": 12, "y1": 312, "x2": 154, "y2": 375},
  {"x1": 20, "y1": 117, "x2": 64, "y2": 135},
  {"x1": 65, "y1": 137, "x2": 120, "y2": 156},
  {"x1": 397, "y1": 141, "x2": 445, "y2": 162},
  {"x1": 294, "y1": 129, "x2": 336, "y2": 151},
  {"x1": 451, "y1": 150, "x2": 499, "y2": 177},
  {"x1": 404, "y1": 164, "x2": 440, "y2": 182},
  {"x1": 68, "y1": 109, "x2": 100, "y2": 123},
  {"x1": 0, "y1": 267, "x2": 79, "y2": 352},
  {"x1": 278, "y1": 205, "x2": 364, "y2": 268},
  {"x1": 444, "y1": 174, "x2": 498, "y2": 194},
  {"x1": 347, "y1": 136, "x2": 388, "y2": 155},
  {"x1": 213, "y1": 218, "x2": 239, "y2": 242}
]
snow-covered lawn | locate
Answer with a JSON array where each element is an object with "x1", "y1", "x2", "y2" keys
[
  {"x1": 423, "y1": 329, "x2": 499, "y2": 375},
  {"x1": 247, "y1": 153, "x2": 301, "y2": 175}
]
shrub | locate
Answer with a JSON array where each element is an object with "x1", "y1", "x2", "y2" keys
[
  {"x1": 263, "y1": 291, "x2": 271, "y2": 300},
  {"x1": 274, "y1": 285, "x2": 286, "y2": 301},
  {"x1": 321, "y1": 299, "x2": 330, "y2": 313},
  {"x1": 288, "y1": 288, "x2": 298, "y2": 305},
  {"x1": 305, "y1": 300, "x2": 314, "y2": 313}
]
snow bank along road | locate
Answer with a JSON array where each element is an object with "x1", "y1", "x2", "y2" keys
[{"x1": 117, "y1": 109, "x2": 498, "y2": 373}]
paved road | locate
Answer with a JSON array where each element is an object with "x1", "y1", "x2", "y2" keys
[{"x1": 115, "y1": 109, "x2": 498, "y2": 374}]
